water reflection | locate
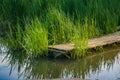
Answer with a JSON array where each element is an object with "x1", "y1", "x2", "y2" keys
[{"x1": 0, "y1": 43, "x2": 120, "y2": 80}]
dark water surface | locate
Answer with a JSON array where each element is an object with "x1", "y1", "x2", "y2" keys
[{"x1": 0, "y1": 43, "x2": 120, "y2": 80}]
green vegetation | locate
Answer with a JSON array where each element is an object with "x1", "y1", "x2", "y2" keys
[
  {"x1": 24, "y1": 18, "x2": 48, "y2": 55},
  {"x1": 0, "y1": 0, "x2": 120, "y2": 58}
]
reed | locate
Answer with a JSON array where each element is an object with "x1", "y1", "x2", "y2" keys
[
  {"x1": 7, "y1": 23, "x2": 24, "y2": 50},
  {"x1": 24, "y1": 18, "x2": 48, "y2": 55},
  {"x1": 0, "y1": 0, "x2": 119, "y2": 58}
]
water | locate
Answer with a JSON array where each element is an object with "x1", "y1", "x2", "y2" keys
[{"x1": 0, "y1": 43, "x2": 120, "y2": 80}]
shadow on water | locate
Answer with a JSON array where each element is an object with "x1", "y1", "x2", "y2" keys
[{"x1": 0, "y1": 43, "x2": 120, "y2": 80}]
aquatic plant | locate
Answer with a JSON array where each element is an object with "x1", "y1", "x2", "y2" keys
[
  {"x1": 7, "y1": 23, "x2": 24, "y2": 50},
  {"x1": 0, "y1": 0, "x2": 120, "y2": 58},
  {"x1": 44, "y1": 8, "x2": 74, "y2": 45},
  {"x1": 24, "y1": 18, "x2": 48, "y2": 55},
  {"x1": 72, "y1": 18, "x2": 99, "y2": 58}
]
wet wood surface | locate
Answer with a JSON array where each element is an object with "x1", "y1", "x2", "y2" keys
[{"x1": 48, "y1": 31, "x2": 120, "y2": 54}]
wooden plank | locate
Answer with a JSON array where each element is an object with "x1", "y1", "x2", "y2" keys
[{"x1": 48, "y1": 31, "x2": 120, "y2": 53}]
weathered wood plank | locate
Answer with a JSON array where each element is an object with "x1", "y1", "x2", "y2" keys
[{"x1": 48, "y1": 31, "x2": 120, "y2": 53}]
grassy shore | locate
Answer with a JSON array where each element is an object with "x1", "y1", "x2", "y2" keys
[{"x1": 0, "y1": 0, "x2": 120, "y2": 58}]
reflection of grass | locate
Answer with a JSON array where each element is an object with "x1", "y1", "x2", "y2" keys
[
  {"x1": 0, "y1": 0, "x2": 120, "y2": 58},
  {"x1": 95, "y1": 46, "x2": 104, "y2": 52},
  {"x1": 4, "y1": 48, "x2": 119, "y2": 79}
]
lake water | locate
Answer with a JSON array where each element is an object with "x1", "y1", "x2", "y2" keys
[{"x1": 0, "y1": 43, "x2": 120, "y2": 80}]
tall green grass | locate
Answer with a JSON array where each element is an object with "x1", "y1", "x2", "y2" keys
[
  {"x1": 0, "y1": 0, "x2": 120, "y2": 58},
  {"x1": 7, "y1": 23, "x2": 24, "y2": 50},
  {"x1": 45, "y1": 8, "x2": 74, "y2": 45},
  {"x1": 72, "y1": 18, "x2": 99, "y2": 58},
  {"x1": 24, "y1": 18, "x2": 48, "y2": 55},
  {"x1": 61, "y1": 0, "x2": 119, "y2": 34},
  {"x1": 7, "y1": 18, "x2": 48, "y2": 56}
]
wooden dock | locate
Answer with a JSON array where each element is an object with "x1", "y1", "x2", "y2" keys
[{"x1": 48, "y1": 31, "x2": 120, "y2": 54}]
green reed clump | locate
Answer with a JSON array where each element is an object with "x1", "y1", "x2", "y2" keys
[
  {"x1": 72, "y1": 26, "x2": 88, "y2": 58},
  {"x1": 45, "y1": 8, "x2": 75, "y2": 45},
  {"x1": 24, "y1": 18, "x2": 48, "y2": 55},
  {"x1": 60, "y1": 0, "x2": 119, "y2": 34},
  {"x1": 71, "y1": 18, "x2": 99, "y2": 58},
  {"x1": 7, "y1": 23, "x2": 24, "y2": 49}
]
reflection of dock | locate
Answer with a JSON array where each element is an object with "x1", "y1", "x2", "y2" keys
[{"x1": 48, "y1": 31, "x2": 120, "y2": 54}]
